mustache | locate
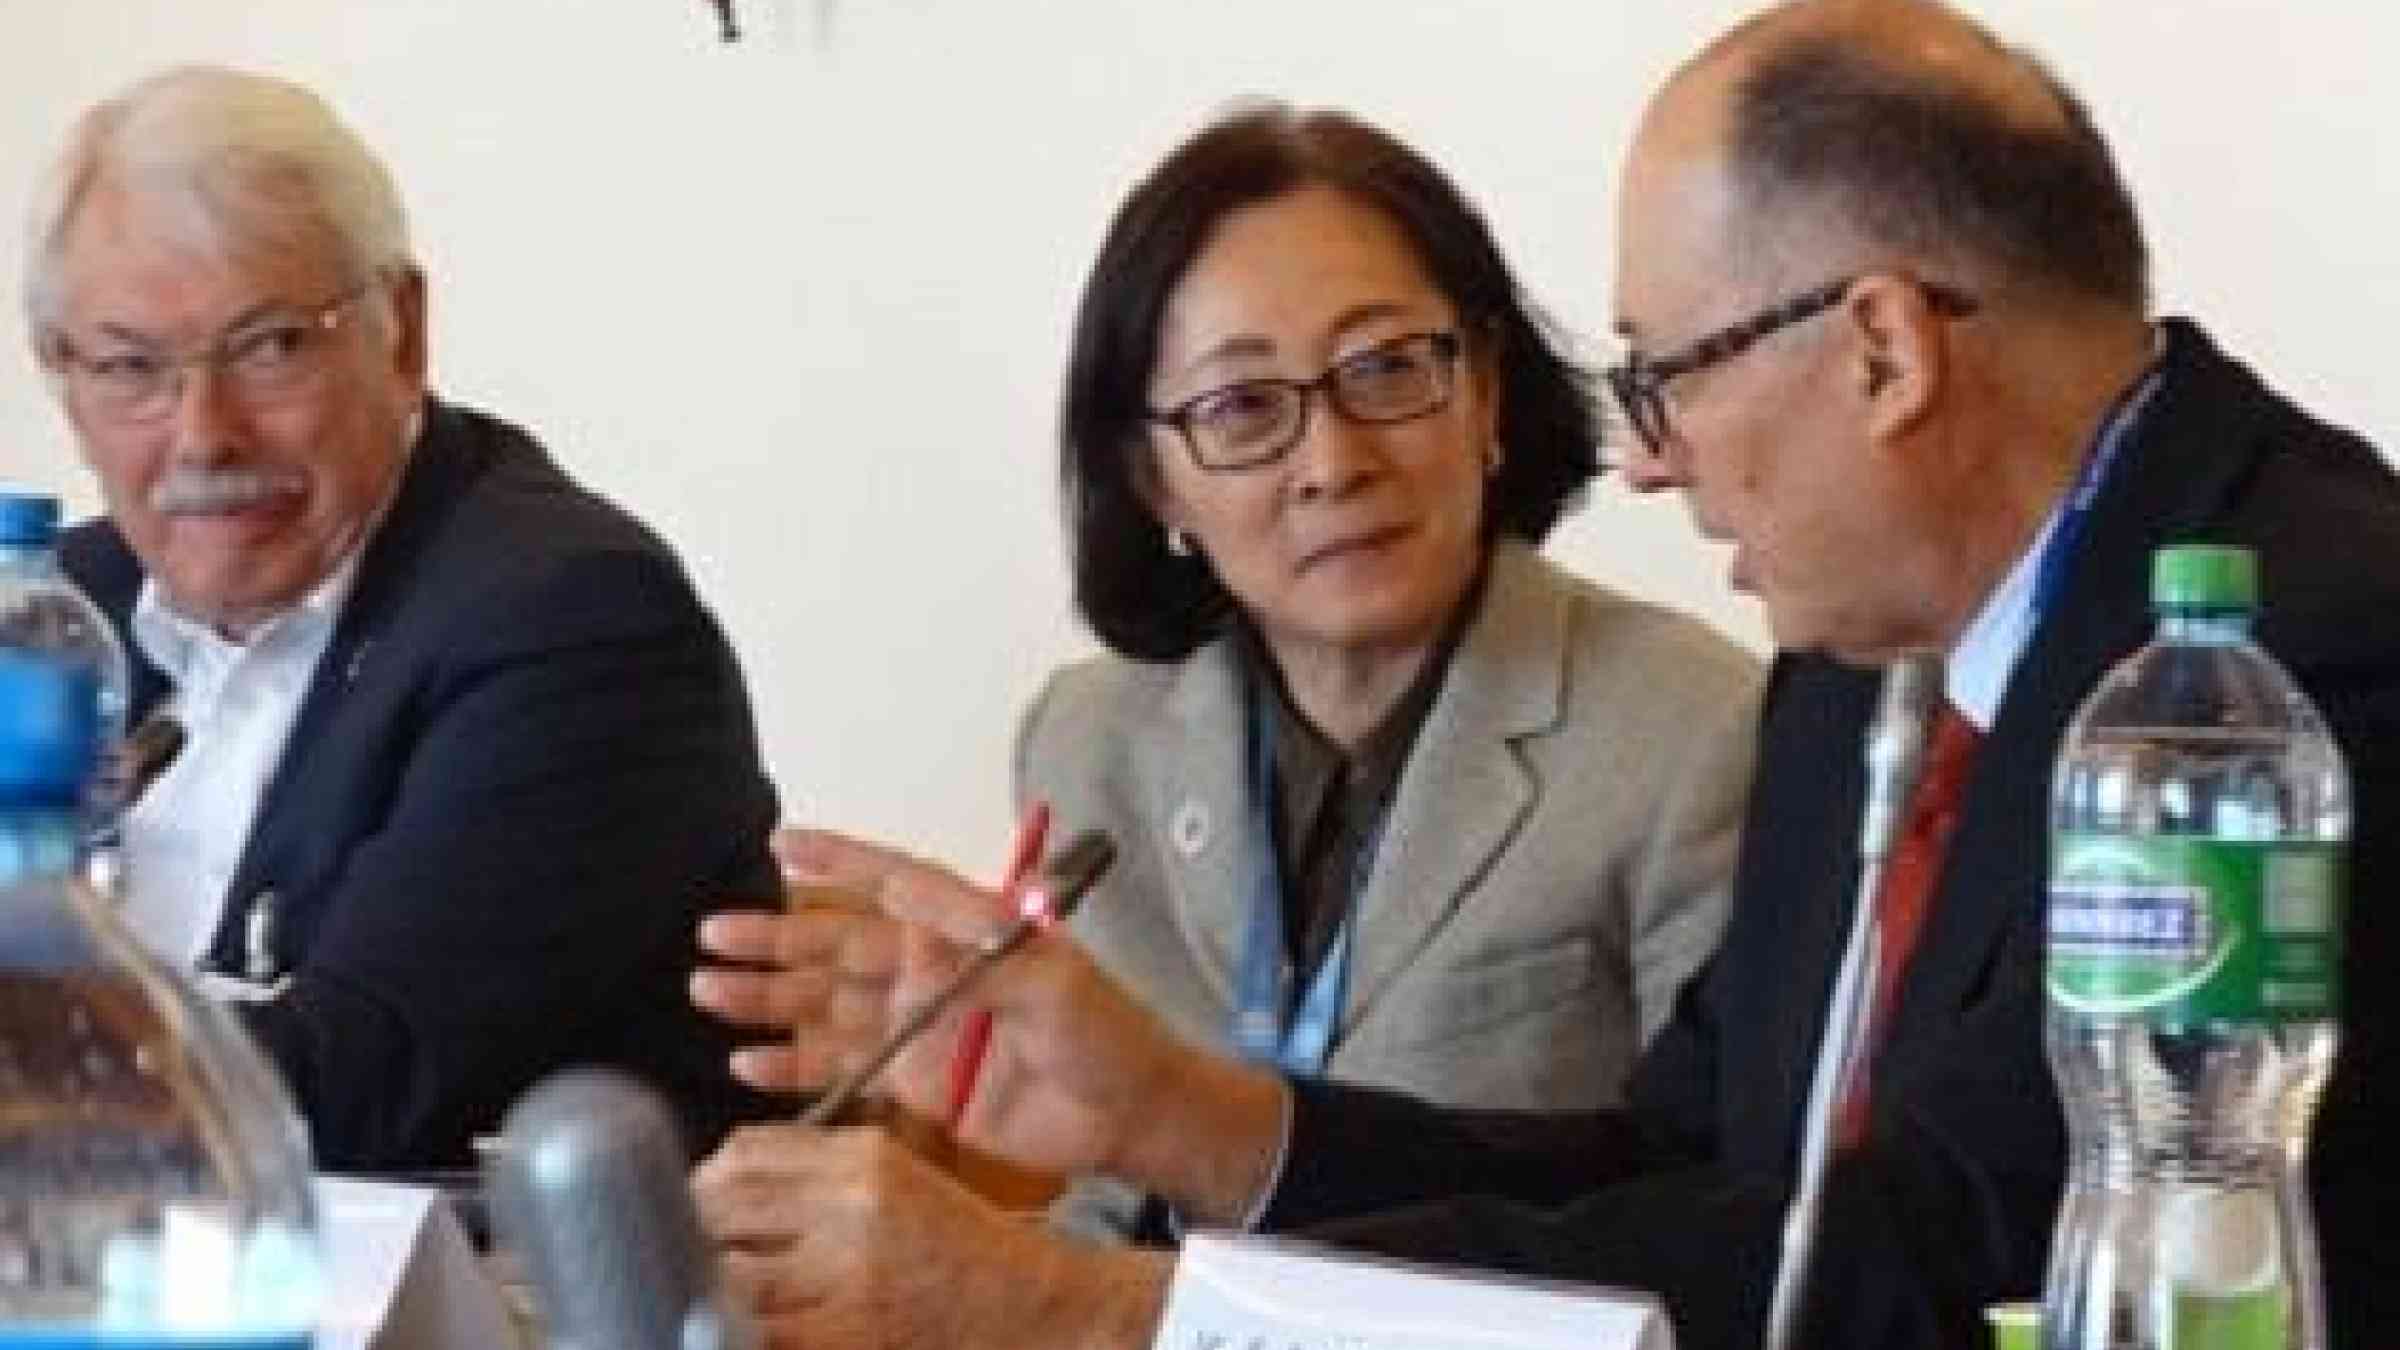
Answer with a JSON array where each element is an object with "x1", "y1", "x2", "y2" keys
[{"x1": 149, "y1": 465, "x2": 307, "y2": 516}]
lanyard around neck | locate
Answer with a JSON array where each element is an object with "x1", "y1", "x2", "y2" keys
[
  {"x1": 1227, "y1": 689, "x2": 1391, "y2": 1078},
  {"x1": 2030, "y1": 365, "x2": 2162, "y2": 623}
]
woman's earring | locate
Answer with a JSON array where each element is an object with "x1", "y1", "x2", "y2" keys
[
  {"x1": 1165, "y1": 527, "x2": 1194, "y2": 558},
  {"x1": 1484, "y1": 443, "x2": 1504, "y2": 477}
]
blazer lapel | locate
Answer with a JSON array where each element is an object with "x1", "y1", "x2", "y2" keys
[
  {"x1": 217, "y1": 403, "x2": 477, "y2": 950},
  {"x1": 1135, "y1": 637, "x2": 1254, "y2": 1005},
  {"x1": 1341, "y1": 541, "x2": 1555, "y2": 1032}
]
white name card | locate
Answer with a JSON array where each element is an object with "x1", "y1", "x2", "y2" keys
[
  {"x1": 316, "y1": 1177, "x2": 522, "y2": 1350},
  {"x1": 1153, "y1": 1232, "x2": 1674, "y2": 1350}
]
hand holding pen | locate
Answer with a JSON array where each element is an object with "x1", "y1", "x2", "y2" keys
[
  {"x1": 693, "y1": 824, "x2": 1223, "y2": 1187},
  {"x1": 800, "y1": 828, "x2": 1111, "y2": 1127}
]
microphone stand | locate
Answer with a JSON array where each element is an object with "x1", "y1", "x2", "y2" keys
[{"x1": 1762, "y1": 655, "x2": 1941, "y2": 1350}]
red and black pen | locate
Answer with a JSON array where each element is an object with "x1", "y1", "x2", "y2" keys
[{"x1": 944, "y1": 799, "x2": 1052, "y2": 1127}]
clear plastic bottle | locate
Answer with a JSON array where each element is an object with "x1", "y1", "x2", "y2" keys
[
  {"x1": 2045, "y1": 545, "x2": 2345, "y2": 1350},
  {"x1": 0, "y1": 494, "x2": 127, "y2": 751},
  {"x1": 0, "y1": 649, "x2": 323, "y2": 1347},
  {"x1": 0, "y1": 493, "x2": 131, "y2": 875}
]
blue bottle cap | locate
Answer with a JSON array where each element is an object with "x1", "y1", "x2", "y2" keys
[
  {"x1": 0, "y1": 650, "x2": 99, "y2": 806},
  {"x1": 0, "y1": 491, "x2": 63, "y2": 549}
]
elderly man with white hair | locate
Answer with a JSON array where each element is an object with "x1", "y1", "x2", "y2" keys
[{"x1": 27, "y1": 65, "x2": 782, "y2": 1168}]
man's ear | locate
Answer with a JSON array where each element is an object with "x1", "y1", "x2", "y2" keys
[
  {"x1": 385, "y1": 266, "x2": 430, "y2": 388},
  {"x1": 1843, "y1": 272, "x2": 1947, "y2": 444}
]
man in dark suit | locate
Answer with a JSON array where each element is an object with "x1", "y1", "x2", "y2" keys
[
  {"x1": 28, "y1": 66, "x2": 779, "y2": 1168},
  {"x1": 689, "y1": 4, "x2": 2398, "y2": 1348}
]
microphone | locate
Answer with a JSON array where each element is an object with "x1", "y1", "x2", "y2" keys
[
  {"x1": 1855, "y1": 658, "x2": 1942, "y2": 863},
  {"x1": 1763, "y1": 654, "x2": 1942, "y2": 1350},
  {"x1": 489, "y1": 1069, "x2": 757, "y2": 1350}
]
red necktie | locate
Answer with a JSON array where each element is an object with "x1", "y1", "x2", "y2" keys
[{"x1": 1837, "y1": 702, "x2": 1981, "y2": 1149}]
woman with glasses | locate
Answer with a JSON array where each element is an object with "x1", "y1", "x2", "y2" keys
[{"x1": 697, "y1": 103, "x2": 1760, "y2": 1240}]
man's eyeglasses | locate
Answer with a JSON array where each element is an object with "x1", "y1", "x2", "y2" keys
[
  {"x1": 1148, "y1": 330, "x2": 1464, "y2": 472},
  {"x1": 46, "y1": 282, "x2": 373, "y2": 426},
  {"x1": 1603, "y1": 276, "x2": 1979, "y2": 459}
]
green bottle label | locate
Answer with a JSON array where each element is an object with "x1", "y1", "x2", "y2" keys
[{"x1": 2047, "y1": 835, "x2": 2343, "y2": 1022}]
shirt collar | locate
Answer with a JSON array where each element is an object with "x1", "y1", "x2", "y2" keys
[
  {"x1": 1946, "y1": 352, "x2": 2164, "y2": 730},
  {"x1": 132, "y1": 536, "x2": 368, "y2": 688},
  {"x1": 1238, "y1": 558, "x2": 1488, "y2": 786},
  {"x1": 1255, "y1": 625, "x2": 1450, "y2": 834},
  {"x1": 1945, "y1": 500, "x2": 2054, "y2": 731}
]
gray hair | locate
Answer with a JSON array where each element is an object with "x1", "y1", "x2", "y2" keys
[
  {"x1": 1727, "y1": 33, "x2": 2151, "y2": 312},
  {"x1": 23, "y1": 65, "x2": 414, "y2": 346}
]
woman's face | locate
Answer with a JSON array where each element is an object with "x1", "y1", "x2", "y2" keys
[{"x1": 1143, "y1": 184, "x2": 1498, "y2": 668}]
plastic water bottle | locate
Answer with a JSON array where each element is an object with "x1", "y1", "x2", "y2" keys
[
  {"x1": 0, "y1": 650, "x2": 323, "y2": 1346},
  {"x1": 0, "y1": 493, "x2": 131, "y2": 862},
  {"x1": 2044, "y1": 545, "x2": 2345, "y2": 1350},
  {"x1": 0, "y1": 493, "x2": 128, "y2": 750}
]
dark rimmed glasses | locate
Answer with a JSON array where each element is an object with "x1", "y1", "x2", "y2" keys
[
  {"x1": 1604, "y1": 276, "x2": 1979, "y2": 458},
  {"x1": 1147, "y1": 330, "x2": 1464, "y2": 472},
  {"x1": 46, "y1": 281, "x2": 374, "y2": 426}
]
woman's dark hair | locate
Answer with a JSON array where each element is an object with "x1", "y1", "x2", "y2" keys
[{"x1": 1059, "y1": 102, "x2": 1601, "y2": 662}]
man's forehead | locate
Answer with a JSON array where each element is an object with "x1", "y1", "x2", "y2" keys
[
  {"x1": 1613, "y1": 135, "x2": 1744, "y2": 340},
  {"x1": 59, "y1": 186, "x2": 339, "y2": 329}
]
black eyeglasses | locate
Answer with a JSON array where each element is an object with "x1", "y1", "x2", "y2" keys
[
  {"x1": 1603, "y1": 276, "x2": 1979, "y2": 457},
  {"x1": 1147, "y1": 330, "x2": 1463, "y2": 472}
]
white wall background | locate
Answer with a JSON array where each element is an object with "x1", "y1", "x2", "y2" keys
[{"x1": 3, "y1": 1, "x2": 2395, "y2": 869}]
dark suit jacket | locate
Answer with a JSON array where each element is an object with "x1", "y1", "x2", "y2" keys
[
  {"x1": 1257, "y1": 321, "x2": 2400, "y2": 1349},
  {"x1": 63, "y1": 399, "x2": 783, "y2": 1169}
]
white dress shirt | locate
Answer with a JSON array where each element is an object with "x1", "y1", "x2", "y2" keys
[
  {"x1": 1945, "y1": 498, "x2": 2059, "y2": 733},
  {"x1": 119, "y1": 554, "x2": 365, "y2": 970}
]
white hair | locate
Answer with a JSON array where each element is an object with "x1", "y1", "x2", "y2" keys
[{"x1": 22, "y1": 65, "x2": 414, "y2": 347}]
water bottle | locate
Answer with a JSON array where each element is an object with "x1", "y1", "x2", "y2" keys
[
  {"x1": 2044, "y1": 545, "x2": 2345, "y2": 1350},
  {"x1": 0, "y1": 493, "x2": 132, "y2": 861},
  {"x1": 0, "y1": 649, "x2": 323, "y2": 1347},
  {"x1": 0, "y1": 493, "x2": 128, "y2": 750}
]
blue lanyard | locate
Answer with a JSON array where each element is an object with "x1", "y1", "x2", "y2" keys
[
  {"x1": 2030, "y1": 366, "x2": 2161, "y2": 620},
  {"x1": 1228, "y1": 691, "x2": 1389, "y2": 1078}
]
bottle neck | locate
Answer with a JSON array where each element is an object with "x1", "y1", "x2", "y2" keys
[{"x1": 2155, "y1": 605, "x2": 2255, "y2": 645}]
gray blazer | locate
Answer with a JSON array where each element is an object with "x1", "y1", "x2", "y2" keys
[{"x1": 1016, "y1": 541, "x2": 1760, "y2": 1132}]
